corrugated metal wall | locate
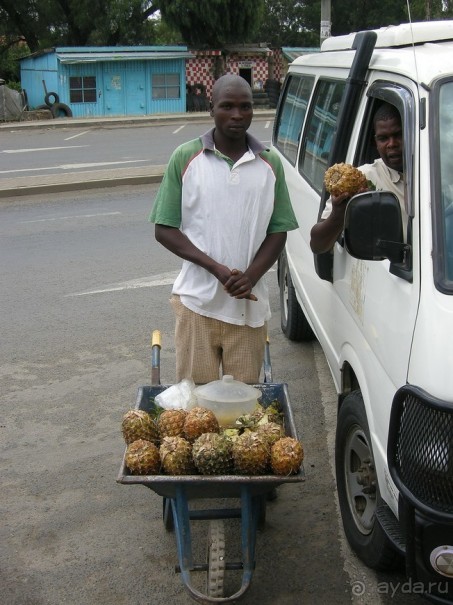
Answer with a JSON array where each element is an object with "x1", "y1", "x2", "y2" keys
[
  {"x1": 21, "y1": 53, "x2": 187, "y2": 117},
  {"x1": 20, "y1": 53, "x2": 59, "y2": 109}
]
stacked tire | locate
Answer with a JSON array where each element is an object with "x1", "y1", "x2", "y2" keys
[
  {"x1": 44, "y1": 92, "x2": 72, "y2": 118},
  {"x1": 264, "y1": 79, "x2": 281, "y2": 109}
]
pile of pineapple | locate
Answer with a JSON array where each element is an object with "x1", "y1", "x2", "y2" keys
[{"x1": 121, "y1": 401, "x2": 304, "y2": 477}]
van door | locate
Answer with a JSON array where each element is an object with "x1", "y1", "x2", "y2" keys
[{"x1": 321, "y1": 82, "x2": 419, "y2": 498}]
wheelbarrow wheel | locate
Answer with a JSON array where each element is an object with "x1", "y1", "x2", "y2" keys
[
  {"x1": 162, "y1": 497, "x2": 174, "y2": 532},
  {"x1": 206, "y1": 520, "x2": 225, "y2": 597}
]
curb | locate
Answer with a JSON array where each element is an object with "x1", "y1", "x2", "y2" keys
[
  {"x1": 0, "y1": 165, "x2": 167, "y2": 199},
  {"x1": 0, "y1": 109, "x2": 276, "y2": 131}
]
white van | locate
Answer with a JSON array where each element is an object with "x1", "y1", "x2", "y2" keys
[{"x1": 272, "y1": 21, "x2": 453, "y2": 602}]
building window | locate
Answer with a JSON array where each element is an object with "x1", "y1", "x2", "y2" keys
[
  {"x1": 69, "y1": 76, "x2": 97, "y2": 103},
  {"x1": 152, "y1": 73, "x2": 180, "y2": 99}
]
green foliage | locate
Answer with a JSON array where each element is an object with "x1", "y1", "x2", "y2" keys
[
  {"x1": 0, "y1": 0, "x2": 162, "y2": 51},
  {"x1": 2, "y1": 0, "x2": 453, "y2": 61},
  {"x1": 0, "y1": 39, "x2": 30, "y2": 85},
  {"x1": 256, "y1": 0, "x2": 321, "y2": 47},
  {"x1": 257, "y1": 0, "x2": 453, "y2": 48},
  {"x1": 408, "y1": 0, "x2": 453, "y2": 19},
  {"x1": 159, "y1": 0, "x2": 265, "y2": 48},
  {"x1": 331, "y1": 0, "x2": 408, "y2": 35}
]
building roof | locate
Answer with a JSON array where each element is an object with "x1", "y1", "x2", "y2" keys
[
  {"x1": 282, "y1": 47, "x2": 320, "y2": 62},
  {"x1": 224, "y1": 44, "x2": 272, "y2": 56},
  {"x1": 21, "y1": 46, "x2": 194, "y2": 63}
]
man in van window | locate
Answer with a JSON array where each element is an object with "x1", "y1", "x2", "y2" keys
[
  {"x1": 150, "y1": 74, "x2": 298, "y2": 384},
  {"x1": 310, "y1": 103, "x2": 406, "y2": 253}
]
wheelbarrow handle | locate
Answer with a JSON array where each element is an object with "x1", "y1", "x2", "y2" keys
[
  {"x1": 263, "y1": 335, "x2": 272, "y2": 383},
  {"x1": 151, "y1": 330, "x2": 161, "y2": 386}
]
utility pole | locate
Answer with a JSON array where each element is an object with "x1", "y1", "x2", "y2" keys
[{"x1": 320, "y1": 0, "x2": 331, "y2": 45}]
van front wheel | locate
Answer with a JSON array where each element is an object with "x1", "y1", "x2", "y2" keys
[
  {"x1": 335, "y1": 391, "x2": 401, "y2": 570},
  {"x1": 278, "y1": 252, "x2": 314, "y2": 341}
]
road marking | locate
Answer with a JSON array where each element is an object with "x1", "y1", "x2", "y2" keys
[
  {"x1": 20, "y1": 212, "x2": 121, "y2": 224},
  {"x1": 67, "y1": 267, "x2": 276, "y2": 297},
  {"x1": 2, "y1": 145, "x2": 89, "y2": 153},
  {"x1": 65, "y1": 131, "x2": 89, "y2": 141},
  {"x1": 173, "y1": 125, "x2": 186, "y2": 134},
  {"x1": 67, "y1": 271, "x2": 180, "y2": 296},
  {"x1": 0, "y1": 159, "x2": 150, "y2": 175},
  {"x1": 265, "y1": 121, "x2": 271, "y2": 128},
  {"x1": 312, "y1": 342, "x2": 384, "y2": 603}
]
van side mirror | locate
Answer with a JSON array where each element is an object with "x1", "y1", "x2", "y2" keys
[{"x1": 344, "y1": 191, "x2": 407, "y2": 263}]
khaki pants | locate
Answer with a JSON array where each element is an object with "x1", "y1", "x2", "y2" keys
[{"x1": 171, "y1": 295, "x2": 267, "y2": 384}]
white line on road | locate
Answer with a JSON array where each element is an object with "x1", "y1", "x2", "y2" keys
[
  {"x1": 64, "y1": 131, "x2": 89, "y2": 141},
  {"x1": 20, "y1": 212, "x2": 122, "y2": 224},
  {"x1": 265, "y1": 121, "x2": 271, "y2": 128},
  {"x1": 2, "y1": 145, "x2": 89, "y2": 153},
  {"x1": 0, "y1": 159, "x2": 150, "y2": 175},
  {"x1": 67, "y1": 267, "x2": 276, "y2": 297},
  {"x1": 173, "y1": 125, "x2": 186, "y2": 134},
  {"x1": 67, "y1": 271, "x2": 180, "y2": 296}
]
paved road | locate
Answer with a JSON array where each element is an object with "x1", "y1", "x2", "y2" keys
[
  {"x1": 0, "y1": 111, "x2": 274, "y2": 197},
  {"x1": 0, "y1": 185, "x2": 425, "y2": 605}
]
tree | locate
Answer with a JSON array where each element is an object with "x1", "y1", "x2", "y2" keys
[
  {"x1": 159, "y1": 0, "x2": 265, "y2": 48},
  {"x1": 256, "y1": 0, "x2": 453, "y2": 50},
  {"x1": 0, "y1": 0, "x2": 162, "y2": 52},
  {"x1": 256, "y1": 0, "x2": 320, "y2": 48}
]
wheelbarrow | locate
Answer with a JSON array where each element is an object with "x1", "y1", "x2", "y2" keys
[{"x1": 117, "y1": 330, "x2": 305, "y2": 603}]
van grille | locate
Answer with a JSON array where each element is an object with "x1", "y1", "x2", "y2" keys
[{"x1": 389, "y1": 387, "x2": 453, "y2": 515}]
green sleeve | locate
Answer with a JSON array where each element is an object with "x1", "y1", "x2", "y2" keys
[
  {"x1": 263, "y1": 150, "x2": 299, "y2": 233},
  {"x1": 149, "y1": 139, "x2": 203, "y2": 226}
]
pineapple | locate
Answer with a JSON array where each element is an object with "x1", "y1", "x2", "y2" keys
[
  {"x1": 231, "y1": 432, "x2": 270, "y2": 475},
  {"x1": 159, "y1": 436, "x2": 195, "y2": 475},
  {"x1": 157, "y1": 409, "x2": 187, "y2": 438},
  {"x1": 183, "y1": 407, "x2": 219, "y2": 442},
  {"x1": 254, "y1": 421, "x2": 285, "y2": 446},
  {"x1": 122, "y1": 409, "x2": 159, "y2": 444},
  {"x1": 192, "y1": 432, "x2": 233, "y2": 475},
  {"x1": 125, "y1": 439, "x2": 161, "y2": 475},
  {"x1": 270, "y1": 437, "x2": 304, "y2": 476},
  {"x1": 324, "y1": 163, "x2": 367, "y2": 197}
]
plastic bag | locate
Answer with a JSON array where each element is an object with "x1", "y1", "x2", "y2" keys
[{"x1": 154, "y1": 378, "x2": 197, "y2": 410}]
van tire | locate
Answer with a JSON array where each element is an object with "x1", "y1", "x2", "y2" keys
[
  {"x1": 278, "y1": 251, "x2": 314, "y2": 341},
  {"x1": 335, "y1": 391, "x2": 401, "y2": 570}
]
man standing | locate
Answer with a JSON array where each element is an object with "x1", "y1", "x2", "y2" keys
[{"x1": 150, "y1": 74, "x2": 298, "y2": 384}]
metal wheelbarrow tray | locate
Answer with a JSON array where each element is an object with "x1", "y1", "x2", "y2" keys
[{"x1": 117, "y1": 382, "x2": 304, "y2": 604}]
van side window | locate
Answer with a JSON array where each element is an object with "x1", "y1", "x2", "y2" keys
[
  {"x1": 438, "y1": 80, "x2": 453, "y2": 286},
  {"x1": 274, "y1": 74, "x2": 314, "y2": 165},
  {"x1": 298, "y1": 79, "x2": 346, "y2": 192}
]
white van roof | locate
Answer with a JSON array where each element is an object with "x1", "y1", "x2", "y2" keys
[
  {"x1": 321, "y1": 20, "x2": 453, "y2": 52},
  {"x1": 289, "y1": 20, "x2": 453, "y2": 83}
]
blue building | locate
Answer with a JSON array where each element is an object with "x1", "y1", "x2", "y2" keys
[{"x1": 20, "y1": 46, "x2": 194, "y2": 118}]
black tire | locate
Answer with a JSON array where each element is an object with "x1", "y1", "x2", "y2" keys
[
  {"x1": 206, "y1": 520, "x2": 225, "y2": 597},
  {"x1": 45, "y1": 92, "x2": 60, "y2": 106},
  {"x1": 51, "y1": 102, "x2": 72, "y2": 118},
  {"x1": 335, "y1": 391, "x2": 401, "y2": 570},
  {"x1": 162, "y1": 497, "x2": 174, "y2": 532},
  {"x1": 278, "y1": 251, "x2": 314, "y2": 341}
]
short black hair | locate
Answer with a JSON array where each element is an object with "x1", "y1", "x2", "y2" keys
[{"x1": 373, "y1": 103, "x2": 400, "y2": 127}]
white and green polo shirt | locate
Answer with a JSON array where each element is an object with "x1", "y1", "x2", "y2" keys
[{"x1": 150, "y1": 128, "x2": 298, "y2": 327}]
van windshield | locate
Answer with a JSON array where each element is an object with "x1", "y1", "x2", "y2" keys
[{"x1": 438, "y1": 80, "x2": 453, "y2": 288}]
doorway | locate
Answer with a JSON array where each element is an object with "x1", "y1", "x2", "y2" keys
[{"x1": 239, "y1": 68, "x2": 252, "y2": 87}]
